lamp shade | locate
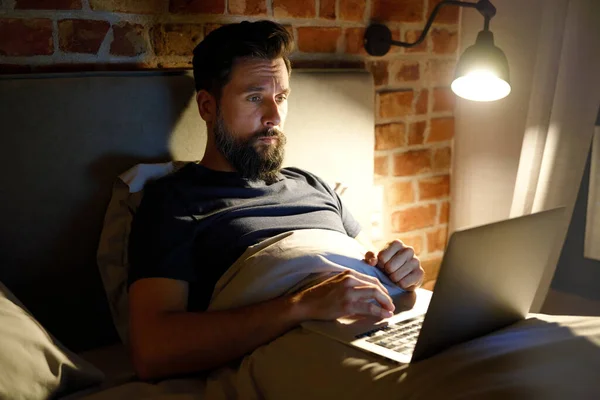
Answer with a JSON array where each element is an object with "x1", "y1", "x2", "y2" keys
[{"x1": 451, "y1": 30, "x2": 511, "y2": 101}]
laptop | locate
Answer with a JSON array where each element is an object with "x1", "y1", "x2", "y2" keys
[{"x1": 301, "y1": 207, "x2": 566, "y2": 364}]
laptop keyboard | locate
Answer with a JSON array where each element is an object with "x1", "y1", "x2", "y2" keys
[{"x1": 356, "y1": 315, "x2": 425, "y2": 354}]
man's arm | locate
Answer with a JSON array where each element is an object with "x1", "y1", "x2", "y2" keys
[{"x1": 129, "y1": 271, "x2": 395, "y2": 380}]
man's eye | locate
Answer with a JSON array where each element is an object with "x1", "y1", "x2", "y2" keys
[
  {"x1": 248, "y1": 96, "x2": 261, "y2": 102},
  {"x1": 276, "y1": 95, "x2": 287, "y2": 103}
]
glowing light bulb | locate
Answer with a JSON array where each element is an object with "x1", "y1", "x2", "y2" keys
[{"x1": 452, "y1": 70, "x2": 511, "y2": 102}]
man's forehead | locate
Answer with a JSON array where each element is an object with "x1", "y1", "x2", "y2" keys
[{"x1": 231, "y1": 58, "x2": 289, "y2": 88}]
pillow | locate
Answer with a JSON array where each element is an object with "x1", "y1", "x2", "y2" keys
[
  {"x1": 0, "y1": 280, "x2": 104, "y2": 399},
  {"x1": 96, "y1": 161, "x2": 190, "y2": 343}
]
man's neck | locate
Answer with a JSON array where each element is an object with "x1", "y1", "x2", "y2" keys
[{"x1": 200, "y1": 144, "x2": 236, "y2": 173}]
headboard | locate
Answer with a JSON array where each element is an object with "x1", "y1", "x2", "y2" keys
[{"x1": 0, "y1": 70, "x2": 374, "y2": 351}]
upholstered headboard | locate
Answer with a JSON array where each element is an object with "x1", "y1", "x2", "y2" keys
[{"x1": 0, "y1": 70, "x2": 374, "y2": 351}]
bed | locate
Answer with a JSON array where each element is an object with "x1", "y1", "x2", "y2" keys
[{"x1": 0, "y1": 70, "x2": 599, "y2": 399}]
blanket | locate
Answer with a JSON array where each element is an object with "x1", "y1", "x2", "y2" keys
[
  {"x1": 208, "y1": 229, "x2": 405, "y2": 311},
  {"x1": 72, "y1": 230, "x2": 600, "y2": 399}
]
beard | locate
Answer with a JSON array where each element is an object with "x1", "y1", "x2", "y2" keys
[{"x1": 213, "y1": 111, "x2": 287, "y2": 185}]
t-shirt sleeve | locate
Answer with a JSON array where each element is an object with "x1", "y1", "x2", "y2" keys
[
  {"x1": 334, "y1": 190, "x2": 362, "y2": 238},
  {"x1": 127, "y1": 180, "x2": 198, "y2": 289}
]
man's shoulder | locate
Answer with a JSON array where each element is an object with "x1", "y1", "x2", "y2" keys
[
  {"x1": 281, "y1": 166, "x2": 321, "y2": 181},
  {"x1": 143, "y1": 163, "x2": 189, "y2": 189},
  {"x1": 281, "y1": 167, "x2": 331, "y2": 191},
  {"x1": 139, "y1": 162, "x2": 196, "y2": 205}
]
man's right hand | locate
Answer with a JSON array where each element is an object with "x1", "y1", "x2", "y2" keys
[{"x1": 292, "y1": 269, "x2": 395, "y2": 320}]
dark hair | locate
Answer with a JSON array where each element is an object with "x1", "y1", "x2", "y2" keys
[{"x1": 192, "y1": 20, "x2": 293, "y2": 101}]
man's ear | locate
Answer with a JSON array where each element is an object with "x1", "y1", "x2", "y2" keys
[{"x1": 196, "y1": 90, "x2": 217, "y2": 123}]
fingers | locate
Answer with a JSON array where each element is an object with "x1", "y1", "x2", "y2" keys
[
  {"x1": 380, "y1": 243, "x2": 415, "y2": 275},
  {"x1": 337, "y1": 272, "x2": 395, "y2": 313},
  {"x1": 348, "y1": 286, "x2": 395, "y2": 312},
  {"x1": 389, "y1": 257, "x2": 420, "y2": 284},
  {"x1": 350, "y1": 300, "x2": 394, "y2": 319},
  {"x1": 344, "y1": 269, "x2": 390, "y2": 296},
  {"x1": 398, "y1": 268, "x2": 424, "y2": 291},
  {"x1": 376, "y1": 239, "x2": 406, "y2": 269},
  {"x1": 364, "y1": 251, "x2": 378, "y2": 266}
]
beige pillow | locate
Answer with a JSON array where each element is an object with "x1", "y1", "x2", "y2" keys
[
  {"x1": 96, "y1": 161, "x2": 190, "y2": 343},
  {"x1": 0, "y1": 281, "x2": 104, "y2": 399}
]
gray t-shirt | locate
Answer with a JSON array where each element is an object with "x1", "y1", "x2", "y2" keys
[{"x1": 128, "y1": 163, "x2": 361, "y2": 311}]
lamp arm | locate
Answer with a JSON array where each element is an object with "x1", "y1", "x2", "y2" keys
[{"x1": 390, "y1": 0, "x2": 477, "y2": 48}]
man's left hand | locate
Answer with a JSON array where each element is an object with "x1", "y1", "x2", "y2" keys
[{"x1": 364, "y1": 240, "x2": 424, "y2": 291}]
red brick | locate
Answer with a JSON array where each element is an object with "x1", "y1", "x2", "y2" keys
[
  {"x1": 204, "y1": 24, "x2": 222, "y2": 37},
  {"x1": 391, "y1": 60, "x2": 419, "y2": 83},
  {"x1": 405, "y1": 29, "x2": 427, "y2": 53},
  {"x1": 416, "y1": 89, "x2": 428, "y2": 115},
  {"x1": 427, "y1": 59, "x2": 456, "y2": 86},
  {"x1": 376, "y1": 123, "x2": 405, "y2": 150},
  {"x1": 393, "y1": 149, "x2": 432, "y2": 176},
  {"x1": 433, "y1": 147, "x2": 451, "y2": 171},
  {"x1": 428, "y1": 0, "x2": 459, "y2": 24},
  {"x1": 388, "y1": 181, "x2": 415, "y2": 207},
  {"x1": 418, "y1": 175, "x2": 450, "y2": 200},
  {"x1": 422, "y1": 257, "x2": 442, "y2": 282},
  {"x1": 0, "y1": 18, "x2": 53, "y2": 56},
  {"x1": 58, "y1": 19, "x2": 109, "y2": 54},
  {"x1": 320, "y1": 0, "x2": 336, "y2": 19},
  {"x1": 396, "y1": 233, "x2": 424, "y2": 255},
  {"x1": 374, "y1": 155, "x2": 389, "y2": 176},
  {"x1": 297, "y1": 27, "x2": 340, "y2": 53},
  {"x1": 15, "y1": 0, "x2": 81, "y2": 9},
  {"x1": 391, "y1": 204, "x2": 437, "y2": 232},
  {"x1": 372, "y1": 0, "x2": 424, "y2": 23},
  {"x1": 229, "y1": 0, "x2": 266, "y2": 15},
  {"x1": 344, "y1": 27, "x2": 366, "y2": 55},
  {"x1": 378, "y1": 90, "x2": 413, "y2": 119},
  {"x1": 151, "y1": 23, "x2": 203, "y2": 56},
  {"x1": 427, "y1": 117, "x2": 454, "y2": 143},
  {"x1": 91, "y1": 0, "x2": 166, "y2": 13},
  {"x1": 274, "y1": 0, "x2": 316, "y2": 18},
  {"x1": 110, "y1": 22, "x2": 147, "y2": 57},
  {"x1": 340, "y1": 0, "x2": 365, "y2": 21},
  {"x1": 366, "y1": 60, "x2": 388, "y2": 86},
  {"x1": 427, "y1": 227, "x2": 448, "y2": 252},
  {"x1": 408, "y1": 121, "x2": 426, "y2": 145},
  {"x1": 439, "y1": 201, "x2": 449, "y2": 224},
  {"x1": 432, "y1": 28, "x2": 458, "y2": 54},
  {"x1": 433, "y1": 87, "x2": 455, "y2": 112},
  {"x1": 169, "y1": 0, "x2": 224, "y2": 13}
]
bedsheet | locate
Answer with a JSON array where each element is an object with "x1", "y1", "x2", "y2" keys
[
  {"x1": 69, "y1": 313, "x2": 600, "y2": 399},
  {"x1": 68, "y1": 229, "x2": 600, "y2": 399}
]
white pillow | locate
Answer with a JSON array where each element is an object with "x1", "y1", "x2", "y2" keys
[
  {"x1": 0, "y1": 281, "x2": 104, "y2": 399},
  {"x1": 96, "y1": 161, "x2": 190, "y2": 343}
]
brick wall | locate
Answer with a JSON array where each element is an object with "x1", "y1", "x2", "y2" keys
[{"x1": 0, "y1": 0, "x2": 458, "y2": 286}]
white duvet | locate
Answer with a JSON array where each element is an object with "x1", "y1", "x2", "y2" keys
[
  {"x1": 74, "y1": 229, "x2": 600, "y2": 400},
  {"x1": 208, "y1": 229, "x2": 405, "y2": 312}
]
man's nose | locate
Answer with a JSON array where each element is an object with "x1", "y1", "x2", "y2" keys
[{"x1": 261, "y1": 99, "x2": 282, "y2": 128}]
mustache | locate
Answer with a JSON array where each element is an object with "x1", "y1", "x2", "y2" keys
[{"x1": 252, "y1": 127, "x2": 284, "y2": 140}]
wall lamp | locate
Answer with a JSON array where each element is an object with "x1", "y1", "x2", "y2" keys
[{"x1": 364, "y1": 0, "x2": 510, "y2": 102}]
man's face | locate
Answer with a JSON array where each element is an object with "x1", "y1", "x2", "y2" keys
[{"x1": 213, "y1": 57, "x2": 290, "y2": 183}]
